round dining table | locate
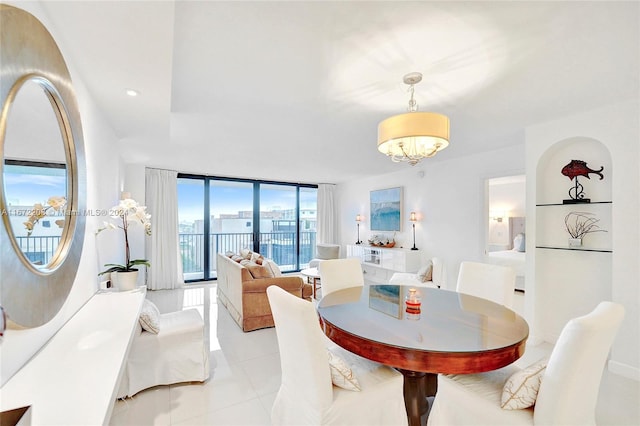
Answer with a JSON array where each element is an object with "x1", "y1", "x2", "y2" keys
[{"x1": 316, "y1": 285, "x2": 529, "y2": 426}]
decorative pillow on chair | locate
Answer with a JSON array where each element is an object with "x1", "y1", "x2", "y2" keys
[
  {"x1": 501, "y1": 357, "x2": 548, "y2": 409},
  {"x1": 327, "y1": 349, "x2": 361, "y2": 391},
  {"x1": 139, "y1": 299, "x2": 161, "y2": 334},
  {"x1": 417, "y1": 260, "x2": 433, "y2": 282}
]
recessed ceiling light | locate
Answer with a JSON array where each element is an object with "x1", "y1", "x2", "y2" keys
[{"x1": 125, "y1": 89, "x2": 139, "y2": 97}]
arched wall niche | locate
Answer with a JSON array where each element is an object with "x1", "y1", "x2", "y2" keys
[
  {"x1": 534, "y1": 136, "x2": 612, "y2": 341},
  {"x1": 536, "y1": 136, "x2": 612, "y2": 205}
]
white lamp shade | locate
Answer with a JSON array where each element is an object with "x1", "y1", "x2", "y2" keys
[{"x1": 377, "y1": 112, "x2": 450, "y2": 159}]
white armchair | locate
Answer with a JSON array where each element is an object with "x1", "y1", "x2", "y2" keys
[
  {"x1": 266, "y1": 285, "x2": 407, "y2": 425},
  {"x1": 117, "y1": 307, "x2": 210, "y2": 398},
  {"x1": 456, "y1": 261, "x2": 516, "y2": 308},
  {"x1": 309, "y1": 244, "x2": 341, "y2": 268},
  {"x1": 427, "y1": 301, "x2": 625, "y2": 426}
]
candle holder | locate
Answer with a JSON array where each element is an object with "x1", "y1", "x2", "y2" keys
[{"x1": 405, "y1": 288, "x2": 421, "y2": 320}]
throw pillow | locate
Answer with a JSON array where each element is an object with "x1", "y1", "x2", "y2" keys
[
  {"x1": 264, "y1": 259, "x2": 282, "y2": 277},
  {"x1": 501, "y1": 357, "x2": 548, "y2": 410},
  {"x1": 225, "y1": 251, "x2": 235, "y2": 258},
  {"x1": 240, "y1": 248, "x2": 253, "y2": 259},
  {"x1": 139, "y1": 299, "x2": 160, "y2": 334},
  {"x1": 246, "y1": 263, "x2": 274, "y2": 279},
  {"x1": 251, "y1": 252, "x2": 264, "y2": 264},
  {"x1": 231, "y1": 255, "x2": 243, "y2": 263},
  {"x1": 417, "y1": 260, "x2": 433, "y2": 282},
  {"x1": 513, "y1": 233, "x2": 526, "y2": 252},
  {"x1": 327, "y1": 349, "x2": 361, "y2": 391}
]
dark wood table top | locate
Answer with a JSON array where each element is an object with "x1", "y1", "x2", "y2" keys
[{"x1": 317, "y1": 285, "x2": 529, "y2": 374}]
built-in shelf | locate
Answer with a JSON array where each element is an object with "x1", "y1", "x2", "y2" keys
[
  {"x1": 536, "y1": 246, "x2": 612, "y2": 253},
  {"x1": 536, "y1": 201, "x2": 612, "y2": 206}
]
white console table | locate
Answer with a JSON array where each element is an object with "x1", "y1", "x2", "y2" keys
[
  {"x1": 0, "y1": 287, "x2": 146, "y2": 425},
  {"x1": 347, "y1": 244, "x2": 422, "y2": 284}
]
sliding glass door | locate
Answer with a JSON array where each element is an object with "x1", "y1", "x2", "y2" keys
[
  {"x1": 178, "y1": 178, "x2": 205, "y2": 280},
  {"x1": 178, "y1": 175, "x2": 316, "y2": 282},
  {"x1": 209, "y1": 180, "x2": 254, "y2": 278}
]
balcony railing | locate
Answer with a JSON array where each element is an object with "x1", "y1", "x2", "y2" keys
[
  {"x1": 179, "y1": 231, "x2": 316, "y2": 281},
  {"x1": 15, "y1": 235, "x2": 62, "y2": 265}
]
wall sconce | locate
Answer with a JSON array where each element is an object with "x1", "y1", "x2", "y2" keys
[
  {"x1": 490, "y1": 210, "x2": 505, "y2": 222},
  {"x1": 409, "y1": 212, "x2": 418, "y2": 251},
  {"x1": 355, "y1": 214, "x2": 363, "y2": 245}
]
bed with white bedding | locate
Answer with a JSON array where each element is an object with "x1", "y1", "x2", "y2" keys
[
  {"x1": 487, "y1": 249, "x2": 525, "y2": 277},
  {"x1": 486, "y1": 217, "x2": 526, "y2": 291}
]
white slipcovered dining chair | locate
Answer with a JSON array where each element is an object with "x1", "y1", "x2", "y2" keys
[
  {"x1": 427, "y1": 301, "x2": 625, "y2": 426},
  {"x1": 389, "y1": 257, "x2": 445, "y2": 288},
  {"x1": 456, "y1": 261, "x2": 516, "y2": 308},
  {"x1": 318, "y1": 257, "x2": 364, "y2": 297},
  {"x1": 266, "y1": 285, "x2": 408, "y2": 425}
]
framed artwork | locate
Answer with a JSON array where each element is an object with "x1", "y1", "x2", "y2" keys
[{"x1": 370, "y1": 187, "x2": 402, "y2": 231}]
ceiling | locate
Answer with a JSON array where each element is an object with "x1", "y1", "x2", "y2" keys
[{"x1": 33, "y1": 1, "x2": 639, "y2": 184}]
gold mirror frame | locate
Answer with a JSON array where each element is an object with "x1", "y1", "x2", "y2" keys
[{"x1": 0, "y1": 5, "x2": 86, "y2": 327}]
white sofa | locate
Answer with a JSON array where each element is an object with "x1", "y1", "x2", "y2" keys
[
  {"x1": 389, "y1": 257, "x2": 445, "y2": 288},
  {"x1": 117, "y1": 308, "x2": 210, "y2": 398}
]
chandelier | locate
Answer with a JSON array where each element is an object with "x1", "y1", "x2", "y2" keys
[{"x1": 377, "y1": 72, "x2": 450, "y2": 166}]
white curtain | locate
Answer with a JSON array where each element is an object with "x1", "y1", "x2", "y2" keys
[
  {"x1": 317, "y1": 184, "x2": 338, "y2": 244},
  {"x1": 145, "y1": 168, "x2": 184, "y2": 290}
]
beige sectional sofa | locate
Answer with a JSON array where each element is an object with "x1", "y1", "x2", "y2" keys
[{"x1": 217, "y1": 252, "x2": 312, "y2": 331}]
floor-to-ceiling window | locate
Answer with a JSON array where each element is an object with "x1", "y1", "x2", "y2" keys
[
  {"x1": 177, "y1": 178, "x2": 205, "y2": 280},
  {"x1": 209, "y1": 180, "x2": 254, "y2": 278},
  {"x1": 178, "y1": 175, "x2": 317, "y2": 282}
]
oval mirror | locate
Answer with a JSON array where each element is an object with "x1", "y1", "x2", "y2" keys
[
  {"x1": 1, "y1": 4, "x2": 86, "y2": 329},
  {"x1": 3, "y1": 79, "x2": 69, "y2": 270}
]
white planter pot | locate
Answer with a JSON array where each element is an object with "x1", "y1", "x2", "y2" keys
[
  {"x1": 111, "y1": 270, "x2": 138, "y2": 291},
  {"x1": 568, "y1": 238, "x2": 583, "y2": 248}
]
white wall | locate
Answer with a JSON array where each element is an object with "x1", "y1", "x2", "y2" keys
[
  {"x1": 336, "y1": 144, "x2": 525, "y2": 290},
  {"x1": 1, "y1": 1, "x2": 122, "y2": 384},
  {"x1": 526, "y1": 99, "x2": 639, "y2": 380}
]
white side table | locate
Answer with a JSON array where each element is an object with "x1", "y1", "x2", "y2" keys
[{"x1": 300, "y1": 267, "x2": 321, "y2": 299}]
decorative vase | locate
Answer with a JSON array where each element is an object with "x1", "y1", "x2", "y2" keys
[
  {"x1": 111, "y1": 270, "x2": 138, "y2": 291},
  {"x1": 568, "y1": 238, "x2": 582, "y2": 248},
  {"x1": 405, "y1": 288, "x2": 421, "y2": 320}
]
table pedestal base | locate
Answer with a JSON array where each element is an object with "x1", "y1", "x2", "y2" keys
[{"x1": 398, "y1": 370, "x2": 437, "y2": 426}]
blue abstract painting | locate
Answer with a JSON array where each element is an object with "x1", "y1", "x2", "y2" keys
[{"x1": 370, "y1": 187, "x2": 402, "y2": 231}]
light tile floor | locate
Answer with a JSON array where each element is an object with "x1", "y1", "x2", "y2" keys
[{"x1": 109, "y1": 284, "x2": 639, "y2": 426}]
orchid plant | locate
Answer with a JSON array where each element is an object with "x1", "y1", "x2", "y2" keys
[
  {"x1": 96, "y1": 198, "x2": 151, "y2": 276},
  {"x1": 24, "y1": 196, "x2": 66, "y2": 236}
]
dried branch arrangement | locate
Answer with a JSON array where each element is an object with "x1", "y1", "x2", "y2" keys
[{"x1": 564, "y1": 212, "x2": 607, "y2": 239}]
